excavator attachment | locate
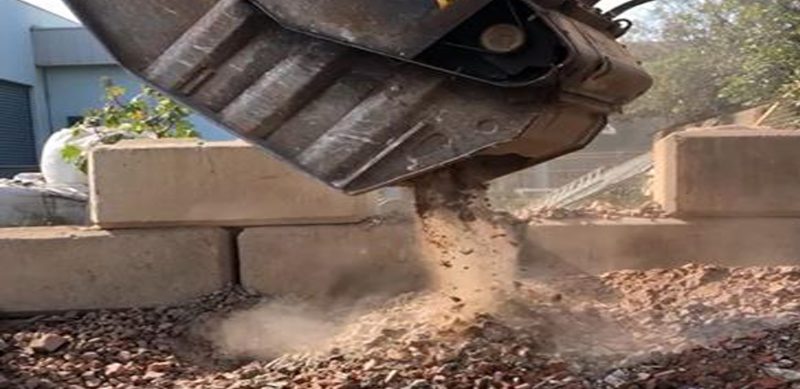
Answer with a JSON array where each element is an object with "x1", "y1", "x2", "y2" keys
[{"x1": 65, "y1": 0, "x2": 651, "y2": 194}]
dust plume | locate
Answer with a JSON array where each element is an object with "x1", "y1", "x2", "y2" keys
[
  {"x1": 210, "y1": 169, "x2": 529, "y2": 359},
  {"x1": 214, "y1": 300, "x2": 341, "y2": 359},
  {"x1": 209, "y1": 169, "x2": 693, "y2": 369}
]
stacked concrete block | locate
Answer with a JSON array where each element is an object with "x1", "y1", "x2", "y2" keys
[
  {"x1": 521, "y1": 127, "x2": 800, "y2": 276},
  {"x1": 86, "y1": 139, "x2": 419, "y2": 303},
  {"x1": 0, "y1": 227, "x2": 233, "y2": 313},
  {"x1": 0, "y1": 139, "x2": 420, "y2": 314},
  {"x1": 524, "y1": 218, "x2": 800, "y2": 275},
  {"x1": 238, "y1": 221, "x2": 426, "y2": 299},
  {"x1": 654, "y1": 127, "x2": 800, "y2": 217},
  {"x1": 89, "y1": 139, "x2": 377, "y2": 228}
]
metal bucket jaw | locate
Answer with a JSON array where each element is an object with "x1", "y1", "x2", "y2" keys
[{"x1": 64, "y1": 0, "x2": 651, "y2": 193}]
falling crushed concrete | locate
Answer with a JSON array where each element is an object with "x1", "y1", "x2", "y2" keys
[{"x1": 214, "y1": 168, "x2": 526, "y2": 361}]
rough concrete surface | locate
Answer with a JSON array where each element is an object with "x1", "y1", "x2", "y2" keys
[
  {"x1": 523, "y1": 217, "x2": 800, "y2": 275},
  {"x1": 654, "y1": 127, "x2": 800, "y2": 216},
  {"x1": 89, "y1": 139, "x2": 377, "y2": 228},
  {"x1": 0, "y1": 227, "x2": 233, "y2": 313},
  {"x1": 238, "y1": 221, "x2": 428, "y2": 299}
]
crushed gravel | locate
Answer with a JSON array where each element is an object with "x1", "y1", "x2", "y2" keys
[
  {"x1": 4, "y1": 264, "x2": 800, "y2": 388},
  {"x1": 518, "y1": 202, "x2": 666, "y2": 222}
]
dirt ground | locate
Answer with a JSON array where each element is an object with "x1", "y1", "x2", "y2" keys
[{"x1": 4, "y1": 263, "x2": 800, "y2": 389}]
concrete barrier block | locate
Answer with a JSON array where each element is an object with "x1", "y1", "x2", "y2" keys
[
  {"x1": 523, "y1": 218, "x2": 800, "y2": 275},
  {"x1": 0, "y1": 227, "x2": 233, "y2": 313},
  {"x1": 238, "y1": 222, "x2": 428, "y2": 299},
  {"x1": 89, "y1": 139, "x2": 376, "y2": 228},
  {"x1": 654, "y1": 127, "x2": 800, "y2": 216}
]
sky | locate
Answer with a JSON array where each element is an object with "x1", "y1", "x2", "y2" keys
[
  {"x1": 20, "y1": 0, "x2": 78, "y2": 21},
  {"x1": 27, "y1": 0, "x2": 647, "y2": 24}
]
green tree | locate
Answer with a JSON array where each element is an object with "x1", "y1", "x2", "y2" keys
[{"x1": 626, "y1": 0, "x2": 800, "y2": 123}]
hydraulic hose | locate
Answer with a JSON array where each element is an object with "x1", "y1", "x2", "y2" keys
[{"x1": 605, "y1": 0, "x2": 657, "y2": 18}]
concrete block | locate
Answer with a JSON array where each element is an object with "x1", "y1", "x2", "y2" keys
[
  {"x1": 523, "y1": 218, "x2": 800, "y2": 275},
  {"x1": 654, "y1": 127, "x2": 800, "y2": 216},
  {"x1": 238, "y1": 221, "x2": 428, "y2": 299},
  {"x1": 89, "y1": 139, "x2": 376, "y2": 228},
  {"x1": 0, "y1": 227, "x2": 233, "y2": 313}
]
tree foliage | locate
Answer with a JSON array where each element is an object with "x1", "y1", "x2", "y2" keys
[
  {"x1": 627, "y1": 0, "x2": 800, "y2": 123},
  {"x1": 62, "y1": 80, "x2": 198, "y2": 173}
]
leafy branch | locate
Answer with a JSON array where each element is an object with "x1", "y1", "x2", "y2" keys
[{"x1": 61, "y1": 79, "x2": 199, "y2": 173}]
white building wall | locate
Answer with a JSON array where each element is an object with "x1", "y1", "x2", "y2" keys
[
  {"x1": 0, "y1": 0, "x2": 77, "y2": 85},
  {"x1": 32, "y1": 27, "x2": 113, "y2": 66},
  {"x1": 0, "y1": 0, "x2": 78, "y2": 158}
]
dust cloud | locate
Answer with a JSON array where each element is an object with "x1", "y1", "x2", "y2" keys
[
  {"x1": 210, "y1": 169, "x2": 780, "y2": 370},
  {"x1": 211, "y1": 169, "x2": 531, "y2": 360},
  {"x1": 214, "y1": 300, "x2": 342, "y2": 360}
]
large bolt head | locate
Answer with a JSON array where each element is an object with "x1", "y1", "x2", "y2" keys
[{"x1": 480, "y1": 23, "x2": 527, "y2": 54}]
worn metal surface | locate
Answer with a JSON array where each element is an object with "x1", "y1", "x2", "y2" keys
[
  {"x1": 251, "y1": 0, "x2": 493, "y2": 58},
  {"x1": 64, "y1": 0, "x2": 652, "y2": 194}
]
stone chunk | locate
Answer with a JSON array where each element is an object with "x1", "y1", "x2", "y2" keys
[{"x1": 29, "y1": 334, "x2": 68, "y2": 353}]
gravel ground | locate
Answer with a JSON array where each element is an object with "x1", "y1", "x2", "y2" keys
[{"x1": 3, "y1": 264, "x2": 800, "y2": 388}]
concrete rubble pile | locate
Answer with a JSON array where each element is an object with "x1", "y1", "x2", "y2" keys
[{"x1": 4, "y1": 264, "x2": 800, "y2": 388}]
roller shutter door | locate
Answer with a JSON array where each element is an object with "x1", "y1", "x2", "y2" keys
[{"x1": 0, "y1": 80, "x2": 37, "y2": 177}]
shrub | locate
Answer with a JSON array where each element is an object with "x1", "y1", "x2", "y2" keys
[{"x1": 61, "y1": 80, "x2": 198, "y2": 173}]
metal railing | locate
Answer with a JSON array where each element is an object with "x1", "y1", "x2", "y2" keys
[{"x1": 537, "y1": 152, "x2": 653, "y2": 209}]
